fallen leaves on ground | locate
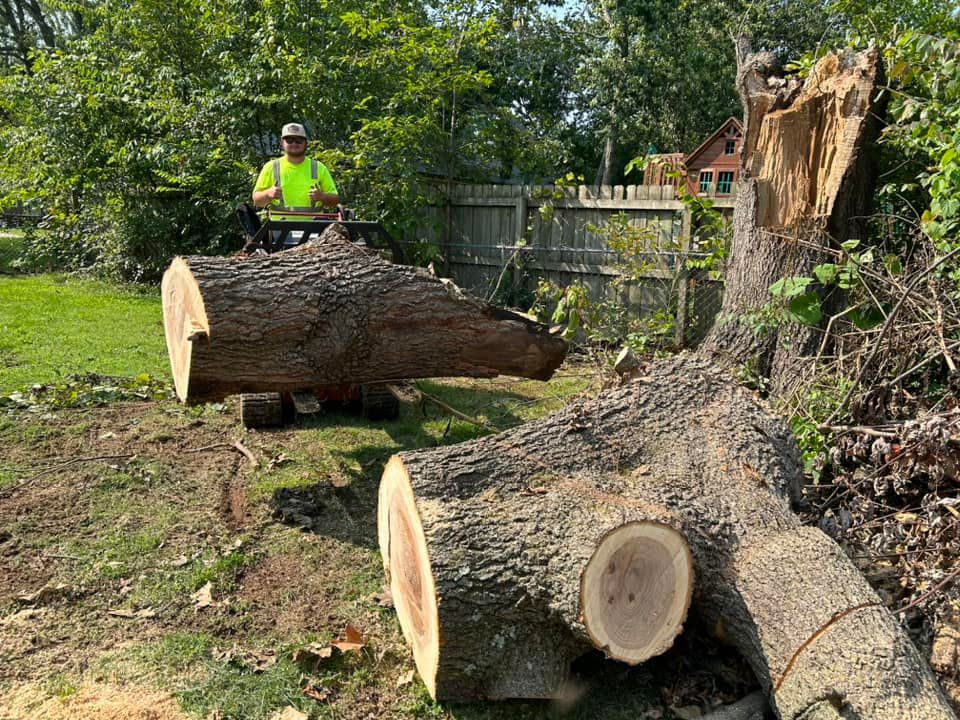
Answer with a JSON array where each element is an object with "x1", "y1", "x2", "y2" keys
[
  {"x1": 212, "y1": 644, "x2": 277, "y2": 672},
  {"x1": 107, "y1": 607, "x2": 157, "y2": 619},
  {"x1": 331, "y1": 625, "x2": 365, "y2": 653},
  {"x1": 16, "y1": 583, "x2": 71, "y2": 605},
  {"x1": 302, "y1": 681, "x2": 330, "y2": 702},
  {"x1": 192, "y1": 581, "x2": 214, "y2": 609},
  {"x1": 368, "y1": 587, "x2": 393, "y2": 608},
  {"x1": 396, "y1": 670, "x2": 415, "y2": 687},
  {"x1": 293, "y1": 643, "x2": 333, "y2": 667},
  {"x1": 292, "y1": 626, "x2": 366, "y2": 673},
  {"x1": 268, "y1": 707, "x2": 308, "y2": 720}
]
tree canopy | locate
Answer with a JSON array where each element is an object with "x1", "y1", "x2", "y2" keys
[{"x1": 0, "y1": 0, "x2": 957, "y2": 280}]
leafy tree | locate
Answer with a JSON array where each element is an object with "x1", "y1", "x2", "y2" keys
[
  {"x1": 0, "y1": 0, "x2": 85, "y2": 70},
  {"x1": 575, "y1": 0, "x2": 849, "y2": 185},
  {"x1": 0, "y1": 0, "x2": 528, "y2": 278}
]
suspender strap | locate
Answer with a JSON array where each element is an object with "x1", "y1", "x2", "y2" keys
[{"x1": 271, "y1": 158, "x2": 320, "y2": 208}]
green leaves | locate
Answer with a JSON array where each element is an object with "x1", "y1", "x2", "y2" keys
[
  {"x1": 814, "y1": 263, "x2": 839, "y2": 285},
  {"x1": 769, "y1": 276, "x2": 814, "y2": 299},
  {"x1": 768, "y1": 277, "x2": 821, "y2": 326},
  {"x1": 787, "y1": 293, "x2": 822, "y2": 326}
]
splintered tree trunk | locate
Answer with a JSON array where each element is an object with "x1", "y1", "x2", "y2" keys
[
  {"x1": 161, "y1": 226, "x2": 567, "y2": 403},
  {"x1": 379, "y1": 356, "x2": 955, "y2": 718},
  {"x1": 700, "y1": 45, "x2": 885, "y2": 397}
]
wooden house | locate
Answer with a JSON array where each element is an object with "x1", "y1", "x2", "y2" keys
[
  {"x1": 682, "y1": 117, "x2": 743, "y2": 198},
  {"x1": 642, "y1": 152, "x2": 685, "y2": 188},
  {"x1": 642, "y1": 117, "x2": 743, "y2": 199}
]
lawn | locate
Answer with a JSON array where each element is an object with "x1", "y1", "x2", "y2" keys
[
  {"x1": 0, "y1": 356, "x2": 685, "y2": 720},
  {"x1": 0, "y1": 244, "x2": 754, "y2": 719},
  {"x1": 0, "y1": 246, "x2": 671, "y2": 720},
  {"x1": 0, "y1": 233, "x2": 169, "y2": 392}
]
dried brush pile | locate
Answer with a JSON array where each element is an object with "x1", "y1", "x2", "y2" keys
[{"x1": 786, "y1": 237, "x2": 960, "y2": 703}]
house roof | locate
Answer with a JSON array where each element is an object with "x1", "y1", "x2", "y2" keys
[{"x1": 683, "y1": 117, "x2": 743, "y2": 168}]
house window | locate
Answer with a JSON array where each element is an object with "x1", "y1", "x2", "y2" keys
[
  {"x1": 725, "y1": 139, "x2": 736, "y2": 155},
  {"x1": 717, "y1": 171, "x2": 735, "y2": 194},
  {"x1": 698, "y1": 170, "x2": 713, "y2": 194}
]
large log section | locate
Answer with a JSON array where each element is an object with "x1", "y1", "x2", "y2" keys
[
  {"x1": 378, "y1": 356, "x2": 955, "y2": 718},
  {"x1": 161, "y1": 227, "x2": 567, "y2": 403}
]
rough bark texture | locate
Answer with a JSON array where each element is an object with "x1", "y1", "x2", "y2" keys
[
  {"x1": 379, "y1": 454, "x2": 694, "y2": 699},
  {"x1": 161, "y1": 226, "x2": 567, "y2": 403},
  {"x1": 700, "y1": 46, "x2": 886, "y2": 397},
  {"x1": 379, "y1": 355, "x2": 955, "y2": 718}
]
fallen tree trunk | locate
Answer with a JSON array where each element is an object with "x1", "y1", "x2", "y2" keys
[
  {"x1": 161, "y1": 226, "x2": 567, "y2": 403},
  {"x1": 378, "y1": 355, "x2": 955, "y2": 718}
]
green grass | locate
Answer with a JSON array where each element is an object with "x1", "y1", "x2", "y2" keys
[
  {"x1": 110, "y1": 634, "x2": 329, "y2": 720},
  {"x1": 0, "y1": 231, "x2": 23, "y2": 273},
  {"x1": 0, "y1": 273, "x2": 168, "y2": 392},
  {"x1": 0, "y1": 248, "x2": 619, "y2": 719}
]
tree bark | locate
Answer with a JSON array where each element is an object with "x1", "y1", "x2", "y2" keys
[
  {"x1": 378, "y1": 355, "x2": 955, "y2": 718},
  {"x1": 699, "y1": 46, "x2": 886, "y2": 398},
  {"x1": 379, "y1": 455, "x2": 694, "y2": 699},
  {"x1": 161, "y1": 225, "x2": 567, "y2": 403}
]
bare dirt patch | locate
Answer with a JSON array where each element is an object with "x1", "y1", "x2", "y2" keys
[
  {"x1": 0, "y1": 397, "x2": 425, "y2": 718},
  {"x1": 0, "y1": 682, "x2": 191, "y2": 720}
]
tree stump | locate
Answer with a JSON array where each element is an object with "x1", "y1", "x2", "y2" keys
[
  {"x1": 161, "y1": 226, "x2": 567, "y2": 403},
  {"x1": 378, "y1": 355, "x2": 955, "y2": 718},
  {"x1": 700, "y1": 45, "x2": 885, "y2": 397}
]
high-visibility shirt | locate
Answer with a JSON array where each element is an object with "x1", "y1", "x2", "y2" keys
[{"x1": 253, "y1": 156, "x2": 338, "y2": 210}]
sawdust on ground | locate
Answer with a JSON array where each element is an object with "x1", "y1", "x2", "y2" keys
[{"x1": 0, "y1": 682, "x2": 191, "y2": 720}]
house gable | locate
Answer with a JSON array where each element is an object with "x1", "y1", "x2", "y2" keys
[{"x1": 684, "y1": 117, "x2": 743, "y2": 196}]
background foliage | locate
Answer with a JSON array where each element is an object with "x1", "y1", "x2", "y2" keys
[{"x1": 0, "y1": 0, "x2": 958, "y2": 309}]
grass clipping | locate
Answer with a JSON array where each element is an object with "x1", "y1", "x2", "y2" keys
[{"x1": 0, "y1": 682, "x2": 191, "y2": 720}]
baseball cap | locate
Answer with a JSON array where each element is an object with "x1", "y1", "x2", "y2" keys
[{"x1": 281, "y1": 122, "x2": 307, "y2": 139}]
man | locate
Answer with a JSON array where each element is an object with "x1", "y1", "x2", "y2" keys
[{"x1": 252, "y1": 122, "x2": 339, "y2": 210}]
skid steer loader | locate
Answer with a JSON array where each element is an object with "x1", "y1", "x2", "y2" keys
[{"x1": 234, "y1": 204, "x2": 402, "y2": 428}]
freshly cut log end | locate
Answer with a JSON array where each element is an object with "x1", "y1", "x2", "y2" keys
[
  {"x1": 378, "y1": 451, "x2": 694, "y2": 700},
  {"x1": 580, "y1": 521, "x2": 692, "y2": 664},
  {"x1": 378, "y1": 355, "x2": 955, "y2": 713},
  {"x1": 161, "y1": 257, "x2": 209, "y2": 402},
  {"x1": 160, "y1": 230, "x2": 567, "y2": 404},
  {"x1": 378, "y1": 456, "x2": 440, "y2": 698}
]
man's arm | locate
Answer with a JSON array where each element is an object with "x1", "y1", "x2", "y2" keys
[
  {"x1": 252, "y1": 162, "x2": 281, "y2": 208},
  {"x1": 309, "y1": 189, "x2": 339, "y2": 206},
  {"x1": 309, "y1": 163, "x2": 339, "y2": 207},
  {"x1": 253, "y1": 185, "x2": 282, "y2": 208}
]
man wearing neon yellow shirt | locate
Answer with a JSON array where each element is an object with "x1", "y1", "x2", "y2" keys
[{"x1": 252, "y1": 122, "x2": 339, "y2": 210}]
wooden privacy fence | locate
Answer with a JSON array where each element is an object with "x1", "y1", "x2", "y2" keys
[{"x1": 415, "y1": 183, "x2": 733, "y2": 347}]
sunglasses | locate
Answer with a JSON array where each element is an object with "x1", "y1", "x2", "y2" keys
[{"x1": 283, "y1": 137, "x2": 306, "y2": 144}]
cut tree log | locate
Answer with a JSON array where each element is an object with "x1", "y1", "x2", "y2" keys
[
  {"x1": 379, "y1": 456, "x2": 694, "y2": 699},
  {"x1": 700, "y1": 45, "x2": 886, "y2": 397},
  {"x1": 161, "y1": 225, "x2": 567, "y2": 403},
  {"x1": 378, "y1": 355, "x2": 956, "y2": 718}
]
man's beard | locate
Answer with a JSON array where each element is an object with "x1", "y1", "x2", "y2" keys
[{"x1": 285, "y1": 146, "x2": 306, "y2": 160}]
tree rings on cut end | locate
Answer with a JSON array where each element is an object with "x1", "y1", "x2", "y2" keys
[
  {"x1": 378, "y1": 456, "x2": 440, "y2": 697},
  {"x1": 580, "y1": 521, "x2": 693, "y2": 664},
  {"x1": 161, "y1": 257, "x2": 209, "y2": 402}
]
